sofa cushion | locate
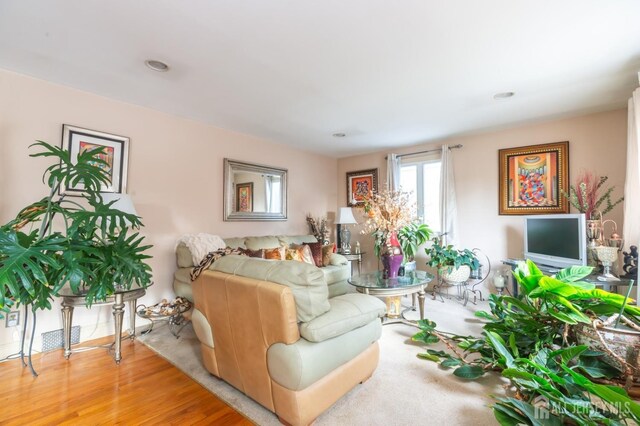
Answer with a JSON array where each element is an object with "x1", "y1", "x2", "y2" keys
[
  {"x1": 306, "y1": 242, "x2": 324, "y2": 267},
  {"x1": 223, "y1": 237, "x2": 247, "y2": 249},
  {"x1": 244, "y1": 236, "x2": 282, "y2": 251},
  {"x1": 210, "y1": 255, "x2": 330, "y2": 322},
  {"x1": 264, "y1": 247, "x2": 285, "y2": 260},
  {"x1": 299, "y1": 294, "x2": 386, "y2": 342},
  {"x1": 321, "y1": 243, "x2": 336, "y2": 266},
  {"x1": 267, "y1": 319, "x2": 382, "y2": 391},
  {"x1": 321, "y1": 264, "x2": 350, "y2": 286},
  {"x1": 278, "y1": 235, "x2": 317, "y2": 246}
]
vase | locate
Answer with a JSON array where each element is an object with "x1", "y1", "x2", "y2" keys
[{"x1": 380, "y1": 231, "x2": 403, "y2": 278}]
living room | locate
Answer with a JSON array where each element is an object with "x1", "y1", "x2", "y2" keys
[{"x1": 1, "y1": 1, "x2": 639, "y2": 425}]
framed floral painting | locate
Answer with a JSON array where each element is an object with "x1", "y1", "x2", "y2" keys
[
  {"x1": 498, "y1": 141, "x2": 569, "y2": 215},
  {"x1": 236, "y1": 182, "x2": 253, "y2": 212},
  {"x1": 60, "y1": 124, "x2": 129, "y2": 195},
  {"x1": 346, "y1": 168, "x2": 378, "y2": 207}
]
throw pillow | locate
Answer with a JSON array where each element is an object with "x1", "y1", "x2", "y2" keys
[
  {"x1": 322, "y1": 243, "x2": 336, "y2": 267},
  {"x1": 285, "y1": 247, "x2": 304, "y2": 262},
  {"x1": 290, "y1": 244, "x2": 316, "y2": 266},
  {"x1": 242, "y1": 248, "x2": 265, "y2": 258},
  {"x1": 306, "y1": 242, "x2": 324, "y2": 267},
  {"x1": 264, "y1": 247, "x2": 285, "y2": 260}
]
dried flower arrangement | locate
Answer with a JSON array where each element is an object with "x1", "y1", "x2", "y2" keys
[
  {"x1": 306, "y1": 214, "x2": 330, "y2": 244},
  {"x1": 561, "y1": 171, "x2": 624, "y2": 219},
  {"x1": 361, "y1": 189, "x2": 416, "y2": 237}
]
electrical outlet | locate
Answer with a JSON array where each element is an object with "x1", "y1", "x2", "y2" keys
[{"x1": 5, "y1": 311, "x2": 19, "y2": 328}]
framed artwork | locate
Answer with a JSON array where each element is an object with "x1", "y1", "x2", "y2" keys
[
  {"x1": 60, "y1": 124, "x2": 129, "y2": 195},
  {"x1": 346, "y1": 168, "x2": 378, "y2": 207},
  {"x1": 236, "y1": 182, "x2": 253, "y2": 212},
  {"x1": 498, "y1": 141, "x2": 569, "y2": 215}
]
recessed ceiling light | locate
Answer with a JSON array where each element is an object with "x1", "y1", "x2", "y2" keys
[
  {"x1": 145, "y1": 59, "x2": 170, "y2": 72},
  {"x1": 332, "y1": 132, "x2": 346, "y2": 138},
  {"x1": 493, "y1": 92, "x2": 515, "y2": 100}
]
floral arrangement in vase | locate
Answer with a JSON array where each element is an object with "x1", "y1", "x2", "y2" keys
[
  {"x1": 560, "y1": 171, "x2": 624, "y2": 220},
  {"x1": 361, "y1": 189, "x2": 416, "y2": 277},
  {"x1": 306, "y1": 214, "x2": 330, "y2": 244}
]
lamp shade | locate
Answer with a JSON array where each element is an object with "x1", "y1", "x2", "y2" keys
[
  {"x1": 100, "y1": 193, "x2": 138, "y2": 216},
  {"x1": 336, "y1": 207, "x2": 357, "y2": 225}
]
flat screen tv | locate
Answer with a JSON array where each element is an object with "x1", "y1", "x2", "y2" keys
[{"x1": 523, "y1": 213, "x2": 587, "y2": 270}]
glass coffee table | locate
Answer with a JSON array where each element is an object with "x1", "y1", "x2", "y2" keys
[{"x1": 348, "y1": 270, "x2": 434, "y2": 322}]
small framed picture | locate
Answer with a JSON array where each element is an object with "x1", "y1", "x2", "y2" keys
[
  {"x1": 498, "y1": 141, "x2": 569, "y2": 215},
  {"x1": 236, "y1": 182, "x2": 253, "y2": 212},
  {"x1": 60, "y1": 124, "x2": 130, "y2": 195},
  {"x1": 346, "y1": 168, "x2": 378, "y2": 207}
]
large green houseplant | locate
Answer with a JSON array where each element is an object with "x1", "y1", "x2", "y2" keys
[
  {"x1": 412, "y1": 259, "x2": 640, "y2": 424},
  {"x1": 0, "y1": 141, "x2": 153, "y2": 375},
  {"x1": 397, "y1": 222, "x2": 432, "y2": 264}
]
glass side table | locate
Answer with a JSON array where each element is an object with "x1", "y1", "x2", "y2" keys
[
  {"x1": 348, "y1": 270, "x2": 434, "y2": 321},
  {"x1": 59, "y1": 283, "x2": 149, "y2": 364}
]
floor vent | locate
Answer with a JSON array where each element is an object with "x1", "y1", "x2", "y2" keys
[{"x1": 41, "y1": 326, "x2": 80, "y2": 352}]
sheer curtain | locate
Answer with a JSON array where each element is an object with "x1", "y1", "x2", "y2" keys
[
  {"x1": 440, "y1": 144, "x2": 459, "y2": 247},
  {"x1": 623, "y1": 84, "x2": 640, "y2": 252},
  {"x1": 387, "y1": 153, "x2": 400, "y2": 191}
]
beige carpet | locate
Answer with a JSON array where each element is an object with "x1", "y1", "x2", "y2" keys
[{"x1": 138, "y1": 293, "x2": 505, "y2": 425}]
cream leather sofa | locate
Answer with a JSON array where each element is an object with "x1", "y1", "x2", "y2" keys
[
  {"x1": 188, "y1": 253, "x2": 385, "y2": 426},
  {"x1": 174, "y1": 234, "x2": 351, "y2": 301}
]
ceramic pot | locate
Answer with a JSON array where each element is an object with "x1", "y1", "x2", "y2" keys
[{"x1": 439, "y1": 265, "x2": 471, "y2": 285}]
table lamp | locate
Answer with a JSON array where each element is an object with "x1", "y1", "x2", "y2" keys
[
  {"x1": 100, "y1": 193, "x2": 139, "y2": 228},
  {"x1": 336, "y1": 207, "x2": 357, "y2": 254}
]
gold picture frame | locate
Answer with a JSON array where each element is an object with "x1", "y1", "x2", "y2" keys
[{"x1": 498, "y1": 141, "x2": 569, "y2": 215}]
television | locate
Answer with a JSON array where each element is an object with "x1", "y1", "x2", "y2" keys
[{"x1": 523, "y1": 213, "x2": 587, "y2": 270}]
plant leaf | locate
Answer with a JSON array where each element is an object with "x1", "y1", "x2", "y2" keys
[{"x1": 453, "y1": 364, "x2": 485, "y2": 379}]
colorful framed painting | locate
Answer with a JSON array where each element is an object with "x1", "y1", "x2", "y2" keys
[
  {"x1": 236, "y1": 182, "x2": 253, "y2": 212},
  {"x1": 60, "y1": 124, "x2": 129, "y2": 195},
  {"x1": 498, "y1": 141, "x2": 569, "y2": 215},
  {"x1": 346, "y1": 168, "x2": 378, "y2": 207}
]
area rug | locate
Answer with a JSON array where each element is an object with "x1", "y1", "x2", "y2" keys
[{"x1": 138, "y1": 294, "x2": 505, "y2": 425}]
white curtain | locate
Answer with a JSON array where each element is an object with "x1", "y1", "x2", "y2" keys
[
  {"x1": 265, "y1": 176, "x2": 273, "y2": 212},
  {"x1": 439, "y1": 144, "x2": 459, "y2": 247},
  {"x1": 387, "y1": 153, "x2": 400, "y2": 191},
  {"x1": 623, "y1": 87, "x2": 640, "y2": 252}
]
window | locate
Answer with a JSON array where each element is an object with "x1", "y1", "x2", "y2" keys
[{"x1": 400, "y1": 159, "x2": 441, "y2": 233}]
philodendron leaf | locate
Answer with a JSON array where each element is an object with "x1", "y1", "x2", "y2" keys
[
  {"x1": 485, "y1": 331, "x2": 515, "y2": 368},
  {"x1": 549, "y1": 345, "x2": 588, "y2": 364},
  {"x1": 577, "y1": 356, "x2": 622, "y2": 379},
  {"x1": 453, "y1": 364, "x2": 484, "y2": 379},
  {"x1": 554, "y1": 266, "x2": 594, "y2": 282},
  {"x1": 417, "y1": 353, "x2": 440, "y2": 362},
  {"x1": 493, "y1": 402, "x2": 528, "y2": 426},
  {"x1": 440, "y1": 358, "x2": 463, "y2": 368}
]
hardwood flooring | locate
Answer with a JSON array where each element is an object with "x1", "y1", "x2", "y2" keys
[{"x1": 0, "y1": 336, "x2": 253, "y2": 425}]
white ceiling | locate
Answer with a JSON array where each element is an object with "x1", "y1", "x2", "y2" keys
[{"x1": 1, "y1": 1, "x2": 639, "y2": 158}]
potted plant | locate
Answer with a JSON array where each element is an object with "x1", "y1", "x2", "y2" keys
[
  {"x1": 412, "y1": 259, "x2": 640, "y2": 424},
  {"x1": 424, "y1": 238, "x2": 479, "y2": 284},
  {"x1": 397, "y1": 222, "x2": 432, "y2": 272},
  {"x1": 0, "y1": 141, "x2": 153, "y2": 376}
]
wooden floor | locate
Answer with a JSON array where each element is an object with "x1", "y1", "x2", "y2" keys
[{"x1": 0, "y1": 336, "x2": 253, "y2": 425}]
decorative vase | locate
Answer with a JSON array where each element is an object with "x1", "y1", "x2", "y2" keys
[{"x1": 381, "y1": 231, "x2": 403, "y2": 278}]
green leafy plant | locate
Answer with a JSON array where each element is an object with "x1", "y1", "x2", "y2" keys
[
  {"x1": 0, "y1": 141, "x2": 153, "y2": 375},
  {"x1": 412, "y1": 260, "x2": 640, "y2": 425},
  {"x1": 424, "y1": 237, "x2": 479, "y2": 272},
  {"x1": 397, "y1": 222, "x2": 432, "y2": 262}
]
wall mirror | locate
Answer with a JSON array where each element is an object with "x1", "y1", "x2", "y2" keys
[{"x1": 223, "y1": 158, "x2": 288, "y2": 221}]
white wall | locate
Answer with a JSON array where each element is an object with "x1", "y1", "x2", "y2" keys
[
  {"x1": 0, "y1": 69, "x2": 338, "y2": 357},
  {"x1": 338, "y1": 109, "x2": 628, "y2": 280}
]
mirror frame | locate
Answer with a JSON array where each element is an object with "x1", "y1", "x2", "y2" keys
[{"x1": 223, "y1": 158, "x2": 288, "y2": 221}]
